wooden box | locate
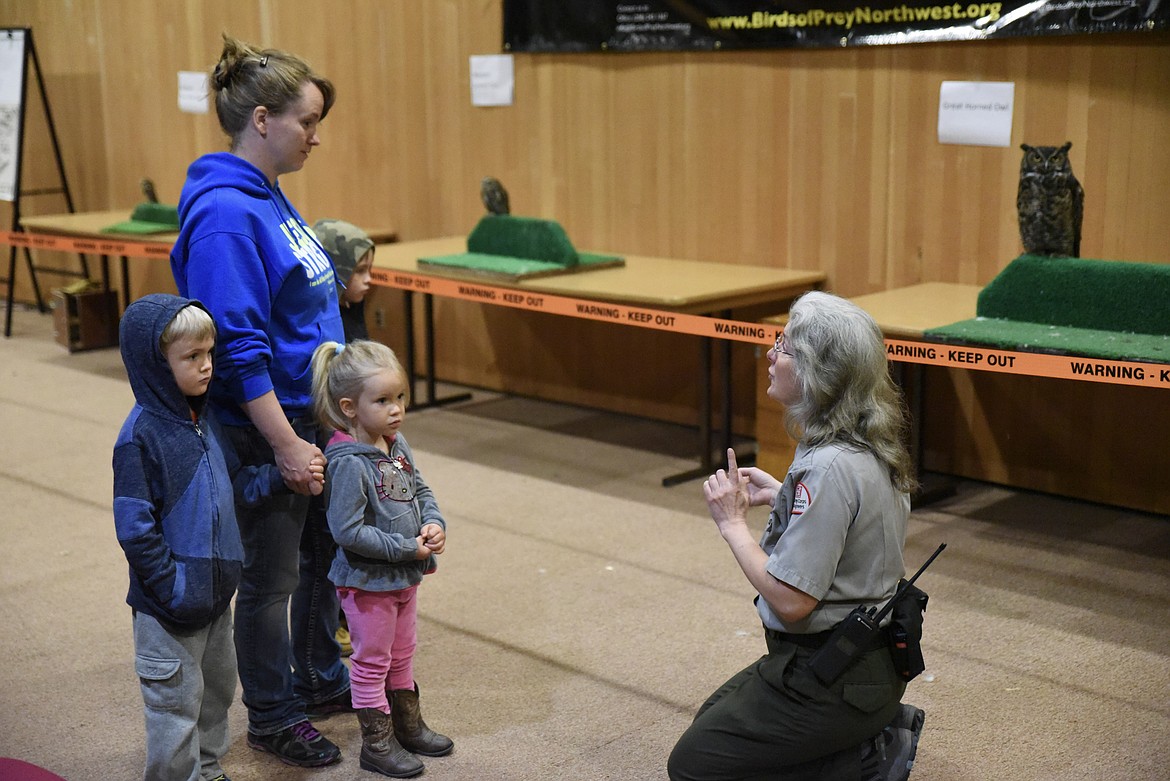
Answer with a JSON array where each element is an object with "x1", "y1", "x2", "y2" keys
[{"x1": 52, "y1": 288, "x2": 119, "y2": 352}]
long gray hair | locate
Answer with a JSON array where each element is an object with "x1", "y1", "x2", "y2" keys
[{"x1": 782, "y1": 291, "x2": 916, "y2": 492}]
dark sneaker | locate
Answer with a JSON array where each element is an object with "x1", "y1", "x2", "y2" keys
[
  {"x1": 305, "y1": 689, "x2": 356, "y2": 720},
  {"x1": 877, "y1": 704, "x2": 926, "y2": 781},
  {"x1": 248, "y1": 720, "x2": 341, "y2": 767}
]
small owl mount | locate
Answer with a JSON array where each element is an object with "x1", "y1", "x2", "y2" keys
[
  {"x1": 481, "y1": 176, "x2": 510, "y2": 216},
  {"x1": 1017, "y1": 141, "x2": 1084, "y2": 258}
]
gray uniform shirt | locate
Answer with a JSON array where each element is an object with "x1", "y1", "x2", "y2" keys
[{"x1": 757, "y1": 441, "x2": 910, "y2": 634}]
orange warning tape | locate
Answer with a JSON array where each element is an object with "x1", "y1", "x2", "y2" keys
[
  {"x1": 372, "y1": 267, "x2": 1170, "y2": 390},
  {"x1": 5, "y1": 230, "x2": 1162, "y2": 390},
  {"x1": 885, "y1": 339, "x2": 1170, "y2": 389},
  {"x1": 0, "y1": 230, "x2": 172, "y2": 259},
  {"x1": 370, "y1": 267, "x2": 776, "y2": 345}
]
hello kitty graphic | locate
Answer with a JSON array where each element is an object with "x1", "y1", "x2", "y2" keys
[{"x1": 375, "y1": 454, "x2": 415, "y2": 502}]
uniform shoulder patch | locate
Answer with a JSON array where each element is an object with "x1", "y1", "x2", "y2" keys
[{"x1": 792, "y1": 481, "x2": 811, "y2": 515}]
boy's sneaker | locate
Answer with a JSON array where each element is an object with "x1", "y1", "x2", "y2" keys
[
  {"x1": 247, "y1": 720, "x2": 341, "y2": 767},
  {"x1": 305, "y1": 688, "x2": 356, "y2": 720},
  {"x1": 876, "y1": 704, "x2": 926, "y2": 781}
]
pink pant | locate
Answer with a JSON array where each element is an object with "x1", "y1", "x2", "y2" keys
[{"x1": 338, "y1": 585, "x2": 419, "y2": 712}]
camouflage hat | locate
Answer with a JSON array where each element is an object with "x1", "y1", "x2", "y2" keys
[{"x1": 311, "y1": 218, "x2": 375, "y2": 290}]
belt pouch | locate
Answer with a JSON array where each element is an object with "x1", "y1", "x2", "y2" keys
[{"x1": 889, "y1": 580, "x2": 929, "y2": 682}]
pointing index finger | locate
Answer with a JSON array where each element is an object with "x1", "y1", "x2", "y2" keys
[{"x1": 725, "y1": 448, "x2": 739, "y2": 477}]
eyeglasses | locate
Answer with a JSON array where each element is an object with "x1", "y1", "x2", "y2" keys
[{"x1": 772, "y1": 333, "x2": 793, "y2": 357}]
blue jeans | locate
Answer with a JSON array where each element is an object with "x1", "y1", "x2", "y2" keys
[
  {"x1": 293, "y1": 494, "x2": 348, "y2": 704},
  {"x1": 226, "y1": 419, "x2": 349, "y2": 736}
]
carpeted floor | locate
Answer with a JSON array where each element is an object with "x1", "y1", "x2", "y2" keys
[{"x1": 2, "y1": 303, "x2": 1169, "y2": 780}]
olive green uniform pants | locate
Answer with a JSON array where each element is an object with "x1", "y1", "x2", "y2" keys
[{"x1": 668, "y1": 630, "x2": 906, "y2": 781}]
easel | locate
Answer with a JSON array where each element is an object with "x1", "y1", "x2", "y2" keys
[{"x1": 2, "y1": 27, "x2": 89, "y2": 337}]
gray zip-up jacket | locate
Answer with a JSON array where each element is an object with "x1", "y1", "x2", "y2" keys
[{"x1": 323, "y1": 430, "x2": 444, "y2": 591}]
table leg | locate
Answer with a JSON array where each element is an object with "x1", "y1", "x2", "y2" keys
[
  {"x1": 120, "y1": 255, "x2": 131, "y2": 311},
  {"x1": 4, "y1": 246, "x2": 15, "y2": 338},
  {"x1": 407, "y1": 292, "x2": 470, "y2": 411},
  {"x1": 662, "y1": 333, "x2": 716, "y2": 487},
  {"x1": 424, "y1": 294, "x2": 437, "y2": 404},
  {"x1": 662, "y1": 307, "x2": 749, "y2": 486},
  {"x1": 904, "y1": 362, "x2": 956, "y2": 508},
  {"x1": 403, "y1": 289, "x2": 417, "y2": 395}
]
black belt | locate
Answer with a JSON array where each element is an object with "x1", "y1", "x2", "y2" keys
[
  {"x1": 764, "y1": 625, "x2": 891, "y2": 651},
  {"x1": 764, "y1": 627, "x2": 835, "y2": 648}
]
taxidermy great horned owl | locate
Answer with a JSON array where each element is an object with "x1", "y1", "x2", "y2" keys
[
  {"x1": 1017, "y1": 141, "x2": 1084, "y2": 258},
  {"x1": 481, "y1": 176, "x2": 510, "y2": 216}
]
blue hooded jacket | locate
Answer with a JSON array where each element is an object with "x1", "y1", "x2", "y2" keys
[
  {"x1": 112, "y1": 293, "x2": 281, "y2": 631},
  {"x1": 170, "y1": 152, "x2": 343, "y2": 425}
]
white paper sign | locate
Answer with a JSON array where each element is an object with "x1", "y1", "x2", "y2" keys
[
  {"x1": 0, "y1": 30, "x2": 24, "y2": 105},
  {"x1": 178, "y1": 71, "x2": 209, "y2": 114},
  {"x1": 469, "y1": 54, "x2": 514, "y2": 107},
  {"x1": 938, "y1": 81, "x2": 1014, "y2": 147},
  {"x1": 0, "y1": 30, "x2": 26, "y2": 202}
]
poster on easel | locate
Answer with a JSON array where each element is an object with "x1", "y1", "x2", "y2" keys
[{"x1": 0, "y1": 29, "x2": 26, "y2": 202}]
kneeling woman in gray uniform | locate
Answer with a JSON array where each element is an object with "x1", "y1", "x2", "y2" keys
[{"x1": 669, "y1": 290, "x2": 925, "y2": 781}]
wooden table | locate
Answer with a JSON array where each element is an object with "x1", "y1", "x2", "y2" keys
[
  {"x1": 850, "y1": 282, "x2": 980, "y2": 338},
  {"x1": 756, "y1": 281, "x2": 1168, "y2": 513},
  {"x1": 20, "y1": 210, "x2": 178, "y2": 313},
  {"x1": 374, "y1": 237, "x2": 826, "y2": 485},
  {"x1": 13, "y1": 209, "x2": 397, "y2": 322},
  {"x1": 375, "y1": 237, "x2": 825, "y2": 311}
]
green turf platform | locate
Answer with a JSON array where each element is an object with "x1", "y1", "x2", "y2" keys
[
  {"x1": 924, "y1": 318, "x2": 1170, "y2": 362},
  {"x1": 419, "y1": 251, "x2": 624, "y2": 280},
  {"x1": 102, "y1": 202, "x2": 180, "y2": 234},
  {"x1": 419, "y1": 215, "x2": 624, "y2": 280},
  {"x1": 924, "y1": 254, "x2": 1170, "y2": 364}
]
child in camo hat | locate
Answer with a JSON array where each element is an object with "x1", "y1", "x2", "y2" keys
[
  {"x1": 310, "y1": 219, "x2": 377, "y2": 662},
  {"x1": 313, "y1": 219, "x2": 375, "y2": 342}
]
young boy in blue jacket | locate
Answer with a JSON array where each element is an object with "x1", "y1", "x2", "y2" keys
[{"x1": 112, "y1": 294, "x2": 308, "y2": 781}]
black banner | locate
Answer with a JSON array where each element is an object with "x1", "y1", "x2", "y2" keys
[{"x1": 503, "y1": 1, "x2": 1169, "y2": 52}]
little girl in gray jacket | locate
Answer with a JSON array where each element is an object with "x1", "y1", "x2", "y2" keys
[{"x1": 310, "y1": 339, "x2": 453, "y2": 779}]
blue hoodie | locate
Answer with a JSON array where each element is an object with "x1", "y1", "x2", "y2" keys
[
  {"x1": 170, "y1": 152, "x2": 343, "y2": 425},
  {"x1": 112, "y1": 293, "x2": 282, "y2": 631}
]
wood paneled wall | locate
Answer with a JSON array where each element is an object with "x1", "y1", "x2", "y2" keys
[
  {"x1": 3, "y1": 1, "x2": 1169, "y2": 432},
  {"x1": 4, "y1": 2, "x2": 1168, "y2": 284}
]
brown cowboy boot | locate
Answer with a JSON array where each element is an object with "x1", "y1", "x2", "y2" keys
[
  {"x1": 356, "y1": 707, "x2": 424, "y2": 778},
  {"x1": 390, "y1": 684, "x2": 454, "y2": 756}
]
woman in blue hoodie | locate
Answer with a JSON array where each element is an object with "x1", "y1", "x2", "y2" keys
[{"x1": 170, "y1": 35, "x2": 349, "y2": 768}]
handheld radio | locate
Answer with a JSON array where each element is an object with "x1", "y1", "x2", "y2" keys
[{"x1": 806, "y1": 543, "x2": 946, "y2": 685}]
